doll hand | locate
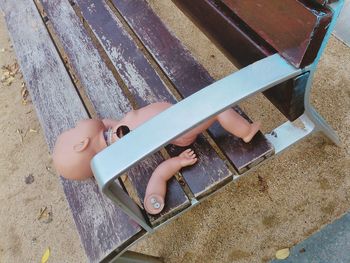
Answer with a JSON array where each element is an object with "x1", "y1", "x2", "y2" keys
[{"x1": 179, "y1": 149, "x2": 198, "y2": 167}]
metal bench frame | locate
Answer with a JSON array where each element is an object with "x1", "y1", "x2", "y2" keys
[{"x1": 92, "y1": 0, "x2": 343, "y2": 238}]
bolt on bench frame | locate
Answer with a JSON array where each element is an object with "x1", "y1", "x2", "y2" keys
[{"x1": 91, "y1": 0, "x2": 344, "y2": 234}]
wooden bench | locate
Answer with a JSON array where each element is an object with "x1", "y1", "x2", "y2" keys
[{"x1": 1, "y1": 0, "x2": 343, "y2": 262}]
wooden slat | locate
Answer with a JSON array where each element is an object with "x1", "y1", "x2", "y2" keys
[
  {"x1": 109, "y1": 0, "x2": 274, "y2": 177},
  {"x1": 220, "y1": 0, "x2": 333, "y2": 68},
  {"x1": 1, "y1": 1, "x2": 143, "y2": 262}
]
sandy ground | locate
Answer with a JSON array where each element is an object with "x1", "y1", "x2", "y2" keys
[{"x1": 0, "y1": 1, "x2": 349, "y2": 263}]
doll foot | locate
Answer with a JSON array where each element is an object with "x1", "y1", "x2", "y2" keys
[
  {"x1": 243, "y1": 122, "x2": 261, "y2": 143},
  {"x1": 144, "y1": 194, "x2": 164, "y2": 215},
  {"x1": 179, "y1": 149, "x2": 198, "y2": 167}
]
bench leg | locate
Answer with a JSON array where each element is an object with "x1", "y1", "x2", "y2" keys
[
  {"x1": 303, "y1": 66, "x2": 341, "y2": 146},
  {"x1": 305, "y1": 105, "x2": 341, "y2": 146},
  {"x1": 112, "y1": 251, "x2": 163, "y2": 263}
]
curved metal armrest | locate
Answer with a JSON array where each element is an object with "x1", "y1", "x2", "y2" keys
[{"x1": 92, "y1": 54, "x2": 301, "y2": 204}]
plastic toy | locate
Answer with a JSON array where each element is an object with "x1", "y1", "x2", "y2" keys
[{"x1": 53, "y1": 102, "x2": 260, "y2": 214}]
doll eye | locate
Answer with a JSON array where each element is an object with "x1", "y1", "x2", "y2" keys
[{"x1": 116, "y1": 125, "x2": 130, "y2": 138}]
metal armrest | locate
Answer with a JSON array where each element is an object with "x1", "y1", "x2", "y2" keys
[{"x1": 91, "y1": 54, "x2": 301, "y2": 227}]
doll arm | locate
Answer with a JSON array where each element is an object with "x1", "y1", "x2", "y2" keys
[{"x1": 144, "y1": 149, "x2": 197, "y2": 214}]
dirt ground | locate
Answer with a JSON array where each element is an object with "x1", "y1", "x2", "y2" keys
[{"x1": 0, "y1": 1, "x2": 349, "y2": 263}]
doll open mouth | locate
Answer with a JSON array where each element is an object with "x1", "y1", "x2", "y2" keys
[
  {"x1": 116, "y1": 125, "x2": 130, "y2": 138},
  {"x1": 104, "y1": 125, "x2": 131, "y2": 146}
]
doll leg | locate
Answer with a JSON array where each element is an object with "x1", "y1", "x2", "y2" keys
[
  {"x1": 217, "y1": 108, "x2": 261, "y2": 142},
  {"x1": 171, "y1": 116, "x2": 217, "y2": 146}
]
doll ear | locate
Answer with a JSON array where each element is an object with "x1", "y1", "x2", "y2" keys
[{"x1": 73, "y1": 137, "x2": 90, "y2": 152}]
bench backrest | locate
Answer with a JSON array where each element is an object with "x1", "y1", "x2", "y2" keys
[{"x1": 172, "y1": 0, "x2": 336, "y2": 120}]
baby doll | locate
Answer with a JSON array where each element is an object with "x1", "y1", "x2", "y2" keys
[{"x1": 53, "y1": 102, "x2": 260, "y2": 214}]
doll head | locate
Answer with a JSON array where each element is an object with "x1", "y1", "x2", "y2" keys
[{"x1": 52, "y1": 119, "x2": 107, "y2": 180}]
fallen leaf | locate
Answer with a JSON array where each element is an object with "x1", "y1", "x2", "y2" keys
[
  {"x1": 41, "y1": 247, "x2": 50, "y2": 263},
  {"x1": 37, "y1": 206, "x2": 47, "y2": 220},
  {"x1": 30, "y1": 129, "x2": 37, "y2": 133},
  {"x1": 37, "y1": 206, "x2": 53, "y2": 223},
  {"x1": 276, "y1": 248, "x2": 290, "y2": 260},
  {"x1": 0, "y1": 48, "x2": 5, "y2": 52},
  {"x1": 9, "y1": 62, "x2": 19, "y2": 76},
  {"x1": 21, "y1": 87, "x2": 28, "y2": 99},
  {"x1": 4, "y1": 76, "x2": 14, "y2": 86}
]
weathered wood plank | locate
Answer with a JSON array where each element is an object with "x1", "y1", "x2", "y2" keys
[
  {"x1": 73, "y1": 0, "x2": 233, "y2": 203},
  {"x1": 109, "y1": 0, "x2": 274, "y2": 177},
  {"x1": 220, "y1": 0, "x2": 332, "y2": 67},
  {"x1": 1, "y1": 1, "x2": 143, "y2": 262},
  {"x1": 171, "y1": 0, "x2": 311, "y2": 121},
  {"x1": 40, "y1": 0, "x2": 132, "y2": 120},
  {"x1": 71, "y1": 0, "x2": 197, "y2": 223}
]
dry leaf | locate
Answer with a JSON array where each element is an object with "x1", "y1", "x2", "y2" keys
[
  {"x1": 37, "y1": 206, "x2": 47, "y2": 220},
  {"x1": 37, "y1": 206, "x2": 53, "y2": 223},
  {"x1": 21, "y1": 88, "x2": 29, "y2": 101},
  {"x1": 4, "y1": 76, "x2": 14, "y2": 86},
  {"x1": 0, "y1": 48, "x2": 5, "y2": 52},
  {"x1": 30, "y1": 129, "x2": 37, "y2": 133},
  {"x1": 275, "y1": 248, "x2": 290, "y2": 260},
  {"x1": 41, "y1": 247, "x2": 50, "y2": 263},
  {"x1": 9, "y1": 62, "x2": 19, "y2": 76}
]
